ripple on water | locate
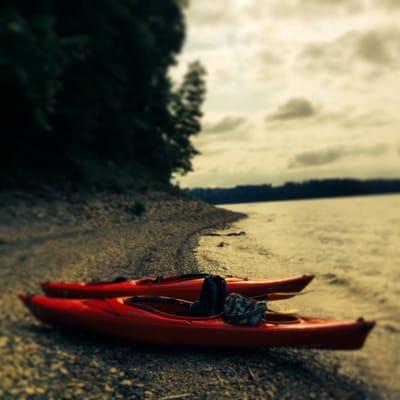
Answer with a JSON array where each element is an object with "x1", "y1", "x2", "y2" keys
[{"x1": 211, "y1": 195, "x2": 400, "y2": 395}]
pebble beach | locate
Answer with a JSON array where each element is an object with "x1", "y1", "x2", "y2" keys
[{"x1": 0, "y1": 191, "x2": 380, "y2": 399}]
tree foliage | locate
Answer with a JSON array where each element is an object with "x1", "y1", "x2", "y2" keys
[{"x1": 0, "y1": 0, "x2": 206, "y2": 189}]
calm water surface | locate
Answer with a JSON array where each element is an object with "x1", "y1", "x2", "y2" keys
[{"x1": 197, "y1": 194, "x2": 400, "y2": 396}]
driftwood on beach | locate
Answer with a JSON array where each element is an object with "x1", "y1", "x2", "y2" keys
[{"x1": 204, "y1": 231, "x2": 246, "y2": 237}]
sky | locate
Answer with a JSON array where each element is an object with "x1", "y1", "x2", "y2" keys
[{"x1": 172, "y1": 0, "x2": 400, "y2": 188}]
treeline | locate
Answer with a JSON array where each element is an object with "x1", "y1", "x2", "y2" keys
[
  {"x1": 186, "y1": 179, "x2": 400, "y2": 204},
  {"x1": 0, "y1": 0, "x2": 205, "y2": 189}
]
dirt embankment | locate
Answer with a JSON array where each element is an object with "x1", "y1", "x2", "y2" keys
[{"x1": 0, "y1": 191, "x2": 378, "y2": 399}]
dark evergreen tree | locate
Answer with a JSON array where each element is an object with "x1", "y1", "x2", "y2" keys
[{"x1": 168, "y1": 61, "x2": 206, "y2": 175}]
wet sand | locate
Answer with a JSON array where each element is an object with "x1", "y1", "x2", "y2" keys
[{"x1": 0, "y1": 191, "x2": 380, "y2": 399}]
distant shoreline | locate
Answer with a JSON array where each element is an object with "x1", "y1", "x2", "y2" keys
[
  {"x1": 217, "y1": 191, "x2": 400, "y2": 206},
  {"x1": 186, "y1": 178, "x2": 400, "y2": 205}
]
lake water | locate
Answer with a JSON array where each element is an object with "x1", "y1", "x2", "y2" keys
[{"x1": 196, "y1": 194, "x2": 400, "y2": 397}]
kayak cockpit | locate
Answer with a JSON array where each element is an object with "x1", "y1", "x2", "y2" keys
[
  {"x1": 85, "y1": 273, "x2": 243, "y2": 287},
  {"x1": 124, "y1": 296, "x2": 198, "y2": 317},
  {"x1": 135, "y1": 273, "x2": 215, "y2": 286},
  {"x1": 83, "y1": 273, "x2": 211, "y2": 287},
  {"x1": 122, "y1": 295, "x2": 302, "y2": 324}
]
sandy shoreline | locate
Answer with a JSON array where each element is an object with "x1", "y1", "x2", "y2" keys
[{"x1": 0, "y1": 191, "x2": 379, "y2": 399}]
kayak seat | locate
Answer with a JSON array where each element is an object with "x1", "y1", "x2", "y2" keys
[
  {"x1": 112, "y1": 276, "x2": 129, "y2": 283},
  {"x1": 124, "y1": 295, "x2": 192, "y2": 315},
  {"x1": 264, "y1": 312, "x2": 300, "y2": 324},
  {"x1": 188, "y1": 275, "x2": 227, "y2": 317},
  {"x1": 126, "y1": 295, "x2": 191, "y2": 306}
]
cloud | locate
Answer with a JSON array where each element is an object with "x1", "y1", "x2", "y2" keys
[
  {"x1": 185, "y1": 0, "x2": 237, "y2": 26},
  {"x1": 203, "y1": 116, "x2": 247, "y2": 133},
  {"x1": 380, "y1": 0, "x2": 400, "y2": 9},
  {"x1": 357, "y1": 31, "x2": 394, "y2": 65},
  {"x1": 353, "y1": 29, "x2": 400, "y2": 69},
  {"x1": 299, "y1": 0, "x2": 363, "y2": 12},
  {"x1": 267, "y1": 98, "x2": 316, "y2": 120},
  {"x1": 288, "y1": 144, "x2": 388, "y2": 168},
  {"x1": 289, "y1": 148, "x2": 345, "y2": 168},
  {"x1": 297, "y1": 34, "x2": 352, "y2": 75},
  {"x1": 300, "y1": 0, "x2": 358, "y2": 3},
  {"x1": 341, "y1": 110, "x2": 392, "y2": 128},
  {"x1": 257, "y1": 50, "x2": 282, "y2": 65},
  {"x1": 177, "y1": 1, "x2": 400, "y2": 188},
  {"x1": 298, "y1": 28, "x2": 400, "y2": 76},
  {"x1": 264, "y1": 0, "x2": 365, "y2": 19}
]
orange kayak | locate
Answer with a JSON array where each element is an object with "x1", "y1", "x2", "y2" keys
[
  {"x1": 19, "y1": 293, "x2": 375, "y2": 350},
  {"x1": 41, "y1": 273, "x2": 314, "y2": 301}
]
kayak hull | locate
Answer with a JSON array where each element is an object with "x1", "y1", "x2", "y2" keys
[
  {"x1": 41, "y1": 274, "x2": 314, "y2": 300},
  {"x1": 19, "y1": 294, "x2": 374, "y2": 350}
]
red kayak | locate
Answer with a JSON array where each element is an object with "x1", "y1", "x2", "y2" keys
[
  {"x1": 40, "y1": 273, "x2": 314, "y2": 301},
  {"x1": 19, "y1": 293, "x2": 374, "y2": 350}
]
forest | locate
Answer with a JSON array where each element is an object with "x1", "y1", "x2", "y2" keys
[
  {"x1": 187, "y1": 179, "x2": 400, "y2": 204},
  {"x1": 0, "y1": 0, "x2": 205, "y2": 190}
]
